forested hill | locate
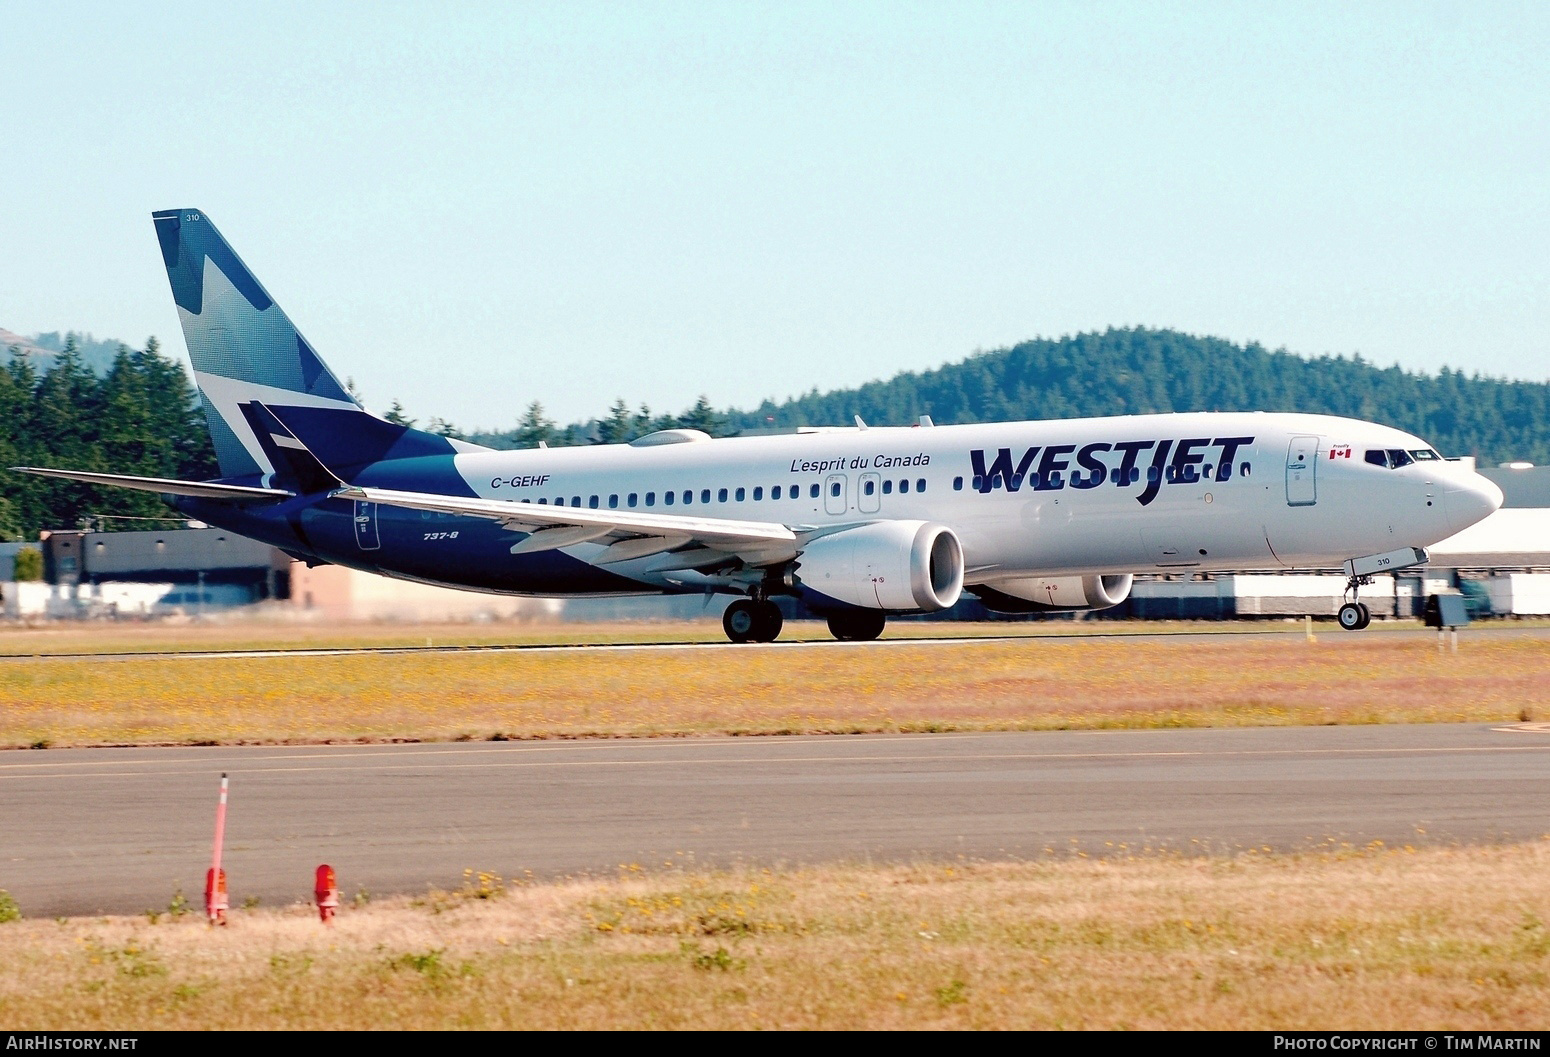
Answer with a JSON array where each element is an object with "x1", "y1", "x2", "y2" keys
[
  {"x1": 726, "y1": 328, "x2": 1549, "y2": 465},
  {"x1": 709, "y1": 325, "x2": 1543, "y2": 464},
  {"x1": 470, "y1": 328, "x2": 1550, "y2": 464},
  {"x1": 1, "y1": 330, "x2": 129, "y2": 375}
]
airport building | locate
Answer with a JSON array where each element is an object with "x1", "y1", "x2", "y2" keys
[{"x1": 4, "y1": 463, "x2": 1548, "y2": 623}]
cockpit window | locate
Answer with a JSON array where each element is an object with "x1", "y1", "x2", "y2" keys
[{"x1": 1366, "y1": 448, "x2": 1441, "y2": 468}]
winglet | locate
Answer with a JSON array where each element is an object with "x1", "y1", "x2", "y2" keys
[{"x1": 240, "y1": 401, "x2": 346, "y2": 493}]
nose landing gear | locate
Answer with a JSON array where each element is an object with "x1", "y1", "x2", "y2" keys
[{"x1": 1338, "y1": 574, "x2": 1374, "y2": 631}]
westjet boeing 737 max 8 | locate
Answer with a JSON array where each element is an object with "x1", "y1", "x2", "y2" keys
[{"x1": 14, "y1": 210, "x2": 1504, "y2": 642}]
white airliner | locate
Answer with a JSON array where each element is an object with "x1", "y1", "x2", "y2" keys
[{"x1": 14, "y1": 210, "x2": 1505, "y2": 642}]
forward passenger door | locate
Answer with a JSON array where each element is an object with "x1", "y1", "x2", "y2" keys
[{"x1": 1285, "y1": 437, "x2": 1318, "y2": 507}]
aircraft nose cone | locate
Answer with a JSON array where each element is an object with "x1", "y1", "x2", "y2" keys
[{"x1": 1445, "y1": 476, "x2": 1504, "y2": 534}]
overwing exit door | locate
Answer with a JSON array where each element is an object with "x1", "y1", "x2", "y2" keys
[{"x1": 824, "y1": 474, "x2": 848, "y2": 515}]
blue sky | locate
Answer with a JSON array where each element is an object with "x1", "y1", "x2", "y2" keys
[{"x1": 2, "y1": 1, "x2": 1546, "y2": 427}]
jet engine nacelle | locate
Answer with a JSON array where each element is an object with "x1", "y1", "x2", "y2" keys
[
  {"x1": 971, "y1": 574, "x2": 1134, "y2": 614},
  {"x1": 796, "y1": 521, "x2": 964, "y2": 611}
]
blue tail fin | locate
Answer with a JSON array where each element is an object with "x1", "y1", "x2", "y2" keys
[{"x1": 151, "y1": 208, "x2": 486, "y2": 480}]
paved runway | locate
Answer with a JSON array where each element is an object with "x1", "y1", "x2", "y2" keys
[
  {"x1": 3, "y1": 724, "x2": 1549, "y2": 916},
  {"x1": 6, "y1": 622, "x2": 1547, "y2": 663}
]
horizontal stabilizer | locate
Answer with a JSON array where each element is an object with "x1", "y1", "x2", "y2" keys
[{"x1": 9, "y1": 467, "x2": 294, "y2": 500}]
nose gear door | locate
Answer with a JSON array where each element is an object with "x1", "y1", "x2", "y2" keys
[{"x1": 1285, "y1": 436, "x2": 1318, "y2": 507}]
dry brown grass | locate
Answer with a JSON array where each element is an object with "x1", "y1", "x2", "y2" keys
[
  {"x1": 0, "y1": 617, "x2": 1305, "y2": 657},
  {"x1": 0, "y1": 622, "x2": 1545, "y2": 748},
  {"x1": 2, "y1": 842, "x2": 1548, "y2": 1029}
]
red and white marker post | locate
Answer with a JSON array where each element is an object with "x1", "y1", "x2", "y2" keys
[
  {"x1": 205, "y1": 773, "x2": 229, "y2": 926},
  {"x1": 314, "y1": 864, "x2": 339, "y2": 924}
]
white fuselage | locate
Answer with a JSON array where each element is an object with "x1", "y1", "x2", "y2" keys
[{"x1": 441, "y1": 411, "x2": 1502, "y2": 591}]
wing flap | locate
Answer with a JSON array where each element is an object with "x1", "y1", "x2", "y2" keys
[{"x1": 509, "y1": 525, "x2": 613, "y2": 554}]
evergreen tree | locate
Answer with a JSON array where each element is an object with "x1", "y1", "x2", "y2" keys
[
  {"x1": 513, "y1": 401, "x2": 556, "y2": 448},
  {"x1": 597, "y1": 399, "x2": 633, "y2": 444},
  {"x1": 678, "y1": 395, "x2": 723, "y2": 435}
]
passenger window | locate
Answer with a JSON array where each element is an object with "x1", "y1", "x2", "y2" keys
[
  {"x1": 736, "y1": 487, "x2": 746, "y2": 501},
  {"x1": 664, "y1": 491, "x2": 674, "y2": 506},
  {"x1": 810, "y1": 483, "x2": 820, "y2": 498},
  {"x1": 538, "y1": 498, "x2": 548, "y2": 505},
  {"x1": 900, "y1": 479, "x2": 910, "y2": 493},
  {"x1": 972, "y1": 475, "x2": 984, "y2": 490},
  {"x1": 589, "y1": 495, "x2": 599, "y2": 509},
  {"x1": 646, "y1": 492, "x2": 656, "y2": 507},
  {"x1": 572, "y1": 496, "x2": 582, "y2": 507},
  {"x1": 916, "y1": 478, "x2": 926, "y2": 493},
  {"x1": 608, "y1": 494, "x2": 618, "y2": 508},
  {"x1": 772, "y1": 485, "x2": 782, "y2": 500},
  {"x1": 1147, "y1": 467, "x2": 1160, "y2": 483},
  {"x1": 752, "y1": 487, "x2": 761, "y2": 500},
  {"x1": 628, "y1": 493, "x2": 638, "y2": 507},
  {"x1": 883, "y1": 480, "x2": 893, "y2": 495},
  {"x1": 1218, "y1": 463, "x2": 1232, "y2": 481},
  {"x1": 701, "y1": 489, "x2": 711, "y2": 504},
  {"x1": 718, "y1": 488, "x2": 728, "y2": 502},
  {"x1": 953, "y1": 476, "x2": 963, "y2": 491},
  {"x1": 829, "y1": 482, "x2": 841, "y2": 497},
  {"x1": 1240, "y1": 462, "x2": 1251, "y2": 478},
  {"x1": 1009, "y1": 473, "x2": 1023, "y2": 490},
  {"x1": 684, "y1": 490, "x2": 693, "y2": 505},
  {"x1": 864, "y1": 479, "x2": 875, "y2": 496}
]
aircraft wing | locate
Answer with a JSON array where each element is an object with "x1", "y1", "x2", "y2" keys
[
  {"x1": 9, "y1": 466, "x2": 295, "y2": 500},
  {"x1": 335, "y1": 485, "x2": 801, "y2": 566}
]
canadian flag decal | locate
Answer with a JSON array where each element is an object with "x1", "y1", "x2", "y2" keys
[{"x1": 1329, "y1": 444, "x2": 1352, "y2": 459}]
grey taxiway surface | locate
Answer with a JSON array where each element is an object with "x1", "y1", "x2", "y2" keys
[{"x1": 4, "y1": 724, "x2": 1549, "y2": 917}]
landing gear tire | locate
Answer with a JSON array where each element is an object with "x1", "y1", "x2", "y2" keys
[
  {"x1": 723, "y1": 599, "x2": 759, "y2": 643},
  {"x1": 826, "y1": 610, "x2": 886, "y2": 642},
  {"x1": 754, "y1": 600, "x2": 783, "y2": 643},
  {"x1": 723, "y1": 599, "x2": 784, "y2": 643},
  {"x1": 1338, "y1": 602, "x2": 1370, "y2": 631}
]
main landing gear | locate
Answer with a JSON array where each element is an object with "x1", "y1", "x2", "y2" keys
[
  {"x1": 719, "y1": 591, "x2": 892, "y2": 644},
  {"x1": 826, "y1": 610, "x2": 887, "y2": 642},
  {"x1": 1338, "y1": 574, "x2": 1374, "y2": 631},
  {"x1": 722, "y1": 597, "x2": 784, "y2": 644}
]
